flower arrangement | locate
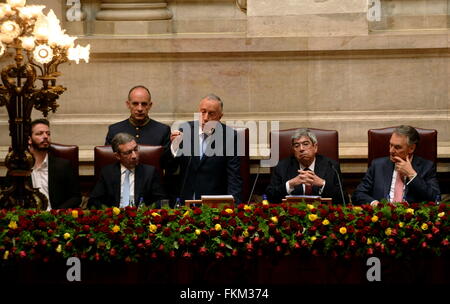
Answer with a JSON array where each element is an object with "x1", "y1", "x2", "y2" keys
[{"x1": 0, "y1": 201, "x2": 448, "y2": 262}]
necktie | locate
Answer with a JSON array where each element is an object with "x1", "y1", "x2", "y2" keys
[
  {"x1": 393, "y1": 171, "x2": 404, "y2": 202},
  {"x1": 121, "y1": 169, "x2": 130, "y2": 207},
  {"x1": 200, "y1": 133, "x2": 208, "y2": 159},
  {"x1": 304, "y1": 168, "x2": 313, "y2": 195}
]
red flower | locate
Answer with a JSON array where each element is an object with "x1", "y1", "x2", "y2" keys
[{"x1": 198, "y1": 247, "x2": 208, "y2": 256}]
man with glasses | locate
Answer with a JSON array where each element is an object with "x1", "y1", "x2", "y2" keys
[
  {"x1": 105, "y1": 85, "x2": 171, "y2": 166},
  {"x1": 89, "y1": 133, "x2": 166, "y2": 208},
  {"x1": 265, "y1": 128, "x2": 347, "y2": 204}
]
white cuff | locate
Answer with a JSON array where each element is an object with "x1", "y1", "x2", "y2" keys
[{"x1": 286, "y1": 181, "x2": 294, "y2": 194}]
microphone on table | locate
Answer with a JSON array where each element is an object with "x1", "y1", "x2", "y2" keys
[{"x1": 329, "y1": 161, "x2": 346, "y2": 206}]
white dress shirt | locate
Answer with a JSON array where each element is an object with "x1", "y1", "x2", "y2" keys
[
  {"x1": 120, "y1": 164, "x2": 135, "y2": 207},
  {"x1": 31, "y1": 154, "x2": 50, "y2": 210}
]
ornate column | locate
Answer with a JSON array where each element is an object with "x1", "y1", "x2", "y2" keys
[
  {"x1": 96, "y1": 0, "x2": 172, "y2": 21},
  {"x1": 94, "y1": 0, "x2": 172, "y2": 35}
]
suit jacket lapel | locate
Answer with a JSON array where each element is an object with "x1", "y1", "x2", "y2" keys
[
  {"x1": 47, "y1": 153, "x2": 55, "y2": 208},
  {"x1": 134, "y1": 164, "x2": 143, "y2": 204},
  {"x1": 113, "y1": 163, "x2": 121, "y2": 206},
  {"x1": 383, "y1": 158, "x2": 395, "y2": 199},
  {"x1": 288, "y1": 157, "x2": 303, "y2": 195},
  {"x1": 313, "y1": 156, "x2": 327, "y2": 195}
]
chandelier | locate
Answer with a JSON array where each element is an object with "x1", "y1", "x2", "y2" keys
[{"x1": 0, "y1": 0, "x2": 90, "y2": 210}]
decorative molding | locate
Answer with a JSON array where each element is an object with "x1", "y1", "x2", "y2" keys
[{"x1": 96, "y1": 0, "x2": 172, "y2": 21}]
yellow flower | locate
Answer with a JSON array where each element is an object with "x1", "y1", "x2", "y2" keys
[
  {"x1": 72, "y1": 210, "x2": 78, "y2": 218},
  {"x1": 307, "y1": 204, "x2": 314, "y2": 210},
  {"x1": 385, "y1": 228, "x2": 392, "y2": 236},
  {"x1": 214, "y1": 224, "x2": 222, "y2": 231},
  {"x1": 339, "y1": 227, "x2": 347, "y2": 234},
  {"x1": 112, "y1": 225, "x2": 120, "y2": 233},
  {"x1": 271, "y1": 216, "x2": 278, "y2": 224},
  {"x1": 113, "y1": 207, "x2": 120, "y2": 216},
  {"x1": 322, "y1": 219, "x2": 330, "y2": 226},
  {"x1": 438, "y1": 212, "x2": 445, "y2": 218},
  {"x1": 353, "y1": 206, "x2": 363, "y2": 213},
  {"x1": 421, "y1": 223, "x2": 428, "y2": 231},
  {"x1": 3, "y1": 250, "x2": 9, "y2": 260},
  {"x1": 225, "y1": 208, "x2": 234, "y2": 214},
  {"x1": 371, "y1": 215, "x2": 379, "y2": 223},
  {"x1": 308, "y1": 214, "x2": 318, "y2": 221},
  {"x1": 367, "y1": 238, "x2": 372, "y2": 245},
  {"x1": 63, "y1": 233, "x2": 71, "y2": 240},
  {"x1": 243, "y1": 205, "x2": 252, "y2": 211},
  {"x1": 406, "y1": 208, "x2": 414, "y2": 214},
  {"x1": 8, "y1": 220, "x2": 17, "y2": 230},
  {"x1": 149, "y1": 224, "x2": 157, "y2": 233},
  {"x1": 311, "y1": 236, "x2": 317, "y2": 242},
  {"x1": 195, "y1": 229, "x2": 201, "y2": 235},
  {"x1": 151, "y1": 212, "x2": 160, "y2": 217},
  {"x1": 399, "y1": 222, "x2": 404, "y2": 228},
  {"x1": 243, "y1": 230, "x2": 249, "y2": 237},
  {"x1": 183, "y1": 210, "x2": 190, "y2": 217},
  {"x1": 262, "y1": 199, "x2": 269, "y2": 206},
  {"x1": 56, "y1": 244, "x2": 62, "y2": 253}
]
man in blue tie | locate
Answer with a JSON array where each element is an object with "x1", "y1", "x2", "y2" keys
[
  {"x1": 169, "y1": 94, "x2": 242, "y2": 204},
  {"x1": 89, "y1": 133, "x2": 166, "y2": 208}
]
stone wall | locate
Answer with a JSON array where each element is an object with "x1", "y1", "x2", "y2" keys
[{"x1": 0, "y1": 0, "x2": 449, "y2": 175}]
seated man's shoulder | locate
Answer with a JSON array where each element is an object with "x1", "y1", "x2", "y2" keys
[{"x1": 372, "y1": 156, "x2": 390, "y2": 166}]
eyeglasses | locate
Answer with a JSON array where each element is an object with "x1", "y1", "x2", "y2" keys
[
  {"x1": 292, "y1": 141, "x2": 313, "y2": 149},
  {"x1": 119, "y1": 146, "x2": 139, "y2": 156}
]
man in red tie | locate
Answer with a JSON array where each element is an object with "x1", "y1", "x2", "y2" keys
[
  {"x1": 265, "y1": 129, "x2": 347, "y2": 204},
  {"x1": 352, "y1": 125, "x2": 440, "y2": 205}
]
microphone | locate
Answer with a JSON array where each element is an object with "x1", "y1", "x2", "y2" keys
[
  {"x1": 329, "y1": 162, "x2": 346, "y2": 206},
  {"x1": 247, "y1": 168, "x2": 260, "y2": 204}
]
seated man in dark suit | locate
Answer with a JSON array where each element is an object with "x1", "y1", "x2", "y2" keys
[
  {"x1": 265, "y1": 128, "x2": 347, "y2": 204},
  {"x1": 170, "y1": 94, "x2": 242, "y2": 204},
  {"x1": 105, "y1": 85, "x2": 171, "y2": 167},
  {"x1": 352, "y1": 125, "x2": 440, "y2": 205},
  {"x1": 28, "y1": 119, "x2": 81, "y2": 209},
  {"x1": 89, "y1": 132, "x2": 166, "y2": 208}
]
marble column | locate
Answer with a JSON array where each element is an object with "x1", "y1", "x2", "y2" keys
[{"x1": 96, "y1": 0, "x2": 172, "y2": 21}]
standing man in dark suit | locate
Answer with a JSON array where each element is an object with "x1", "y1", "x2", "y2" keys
[
  {"x1": 28, "y1": 119, "x2": 81, "y2": 209},
  {"x1": 89, "y1": 133, "x2": 166, "y2": 208},
  {"x1": 170, "y1": 94, "x2": 242, "y2": 204},
  {"x1": 265, "y1": 128, "x2": 347, "y2": 204},
  {"x1": 352, "y1": 125, "x2": 440, "y2": 205},
  {"x1": 105, "y1": 85, "x2": 171, "y2": 167}
]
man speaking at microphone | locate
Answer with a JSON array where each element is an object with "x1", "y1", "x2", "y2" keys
[
  {"x1": 265, "y1": 128, "x2": 347, "y2": 204},
  {"x1": 170, "y1": 94, "x2": 242, "y2": 204}
]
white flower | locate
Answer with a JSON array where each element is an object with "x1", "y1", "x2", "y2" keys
[
  {"x1": 0, "y1": 42, "x2": 5, "y2": 56},
  {"x1": 1, "y1": 21, "x2": 21, "y2": 39},
  {"x1": 33, "y1": 44, "x2": 53, "y2": 64}
]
